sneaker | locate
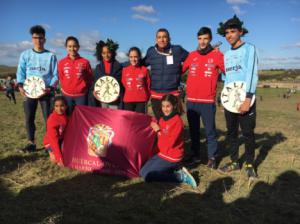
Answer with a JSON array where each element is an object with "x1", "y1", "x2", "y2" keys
[
  {"x1": 207, "y1": 158, "x2": 217, "y2": 169},
  {"x1": 218, "y1": 162, "x2": 239, "y2": 174},
  {"x1": 21, "y1": 143, "x2": 36, "y2": 153},
  {"x1": 178, "y1": 167, "x2": 197, "y2": 188},
  {"x1": 245, "y1": 164, "x2": 258, "y2": 178}
]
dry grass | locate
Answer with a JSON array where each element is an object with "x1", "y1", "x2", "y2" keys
[{"x1": 0, "y1": 88, "x2": 299, "y2": 224}]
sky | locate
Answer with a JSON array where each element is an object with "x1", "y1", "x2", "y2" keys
[{"x1": 0, "y1": 0, "x2": 300, "y2": 69}]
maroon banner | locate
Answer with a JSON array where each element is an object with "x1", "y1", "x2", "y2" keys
[{"x1": 62, "y1": 105, "x2": 156, "y2": 178}]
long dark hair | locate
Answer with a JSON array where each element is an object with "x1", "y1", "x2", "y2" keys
[{"x1": 161, "y1": 94, "x2": 183, "y2": 115}]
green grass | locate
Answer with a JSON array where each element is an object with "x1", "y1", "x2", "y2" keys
[{"x1": 0, "y1": 88, "x2": 299, "y2": 224}]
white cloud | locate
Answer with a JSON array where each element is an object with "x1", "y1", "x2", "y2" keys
[
  {"x1": 282, "y1": 42, "x2": 300, "y2": 49},
  {"x1": 50, "y1": 31, "x2": 101, "y2": 52},
  {"x1": 116, "y1": 51, "x2": 128, "y2": 63},
  {"x1": 226, "y1": 0, "x2": 249, "y2": 4},
  {"x1": 132, "y1": 14, "x2": 159, "y2": 23},
  {"x1": 132, "y1": 5, "x2": 155, "y2": 14},
  {"x1": 78, "y1": 31, "x2": 101, "y2": 52},
  {"x1": 232, "y1": 5, "x2": 245, "y2": 15},
  {"x1": 226, "y1": 0, "x2": 249, "y2": 15},
  {"x1": 0, "y1": 41, "x2": 32, "y2": 65},
  {"x1": 260, "y1": 56, "x2": 300, "y2": 69},
  {"x1": 131, "y1": 4, "x2": 159, "y2": 23},
  {"x1": 41, "y1": 23, "x2": 51, "y2": 30}
]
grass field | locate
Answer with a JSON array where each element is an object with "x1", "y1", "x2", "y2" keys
[{"x1": 0, "y1": 88, "x2": 299, "y2": 224}]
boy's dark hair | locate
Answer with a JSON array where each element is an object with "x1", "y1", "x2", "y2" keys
[
  {"x1": 65, "y1": 36, "x2": 80, "y2": 47},
  {"x1": 53, "y1": 95, "x2": 67, "y2": 106},
  {"x1": 95, "y1": 39, "x2": 119, "y2": 61},
  {"x1": 156, "y1": 28, "x2": 170, "y2": 39},
  {"x1": 197, "y1": 27, "x2": 212, "y2": 40},
  {"x1": 161, "y1": 94, "x2": 183, "y2": 115},
  {"x1": 127, "y1": 47, "x2": 142, "y2": 65},
  {"x1": 30, "y1": 25, "x2": 46, "y2": 36},
  {"x1": 217, "y1": 15, "x2": 248, "y2": 37}
]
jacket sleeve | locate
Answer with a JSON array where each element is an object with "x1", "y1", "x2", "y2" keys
[
  {"x1": 143, "y1": 48, "x2": 152, "y2": 67},
  {"x1": 121, "y1": 69, "x2": 126, "y2": 88},
  {"x1": 182, "y1": 53, "x2": 191, "y2": 73},
  {"x1": 115, "y1": 62, "x2": 123, "y2": 83},
  {"x1": 217, "y1": 52, "x2": 225, "y2": 74},
  {"x1": 50, "y1": 54, "x2": 58, "y2": 87},
  {"x1": 86, "y1": 61, "x2": 94, "y2": 87},
  {"x1": 16, "y1": 51, "x2": 27, "y2": 86},
  {"x1": 146, "y1": 69, "x2": 151, "y2": 92},
  {"x1": 92, "y1": 64, "x2": 100, "y2": 91},
  {"x1": 245, "y1": 45, "x2": 258, "y2": 98},
  {"x1": 46, "y1": 117, "x2": 63, "y2": 162},
  {"x1": 58, "y1": 60, "x2": 63, "y2": 87},
  {"x1": 158, "y1": 118, "x2": 184, "y2": 150},
  {"x1": 180, "y1": 46, "x2": 189, "y2": 62}
]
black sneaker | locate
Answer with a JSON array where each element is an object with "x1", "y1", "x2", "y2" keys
[
  {"x1": 21, "y1": 143, "x2": 36, "y2": 153},
  {"x1": 218, "y1": 162, "x2": 239, "y2": 174},
  {"x1": 207, "y1": 158, "x2": 217, "y2": 169},
  {"x1": 245, "y1": 164, "x2": 257, "y2": 178}
]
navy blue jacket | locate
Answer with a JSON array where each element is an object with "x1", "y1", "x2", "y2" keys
[
  {"x1": 92, "y1": 60, "x2": 123, "y2": 106},
  {"x1": 144, "y1": 44, "x2": 188, "y2": 93}
]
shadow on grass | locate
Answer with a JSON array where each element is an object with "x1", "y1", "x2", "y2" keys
[
  {"x1": 0, "y1": 169, "x2": 298, "y2": 224},
  {"x1": 0, "y1": 154, "x2": 40, "y2": 175},
  {"x1": 184, "y1": 127, "x2": 287, "y2": 171}
]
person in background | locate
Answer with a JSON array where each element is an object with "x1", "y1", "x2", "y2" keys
[{"x1": 4, "y1": 75, "x2": 16, "y2": 104}]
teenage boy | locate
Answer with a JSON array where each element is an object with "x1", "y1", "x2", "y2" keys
[
  {"x1": 17, "y1": 25, "x2": 58, "y2": 152},
  {"x1": 182, "y1": 27, "x2": 225, "y2": 168},
  {"x1": 217, "y1": 15, "x2": 258, "y2": 178}
]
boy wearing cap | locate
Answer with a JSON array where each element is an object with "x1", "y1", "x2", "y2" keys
[{"x1": 217, "y1": 15, "x2": 258, "y2": 178}]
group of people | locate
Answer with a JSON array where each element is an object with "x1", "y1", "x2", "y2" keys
[{"x1": 16, "y1": 14, "x2": 258, "y2": 188}]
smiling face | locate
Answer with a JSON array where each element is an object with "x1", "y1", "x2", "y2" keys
[
  {"x1": 102, "y1": 46, "x2": 112, "y2": 62},
  {"x1": 66, "y1": 40, "x2": 79, "y2": 58},
  {"x1": 32, "y1": 33, "x2": 45, "y2": 51},
  {"x1": 225, "y1": 28, "x2": 243, "y2": 48},
  {"x1": 161, "y1": 100, "x2": 174, "y2": 116},
  {"x1": 129, "y1": 50, "x2": 140, "y2": 66},
  {"x1": 54, "y1": 100, "x2": 67, "y2": 115},
  {"x1": 198, "y1": 33, "x2": 211, "y2": 50},
  {"x1": 156, "y1": 31, "x2": 170, "y2": 49}
]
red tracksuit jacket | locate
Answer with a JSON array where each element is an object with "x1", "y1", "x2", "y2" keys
[
  {"x1": 157, "y1": 114, "x2": 184, "y2": 163},
  {"x1": 122, "y1": 65, "x2": 151, "y2": 102},
  {"x1": 58, "y1": 55, "x2": 93, "y2": 96},
  {"x1": 182, "y1": 50, "x2": 225, "y2": 103},
  {"x1": 43, "y1": 112, "x2": 68, "y2": 162}
]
